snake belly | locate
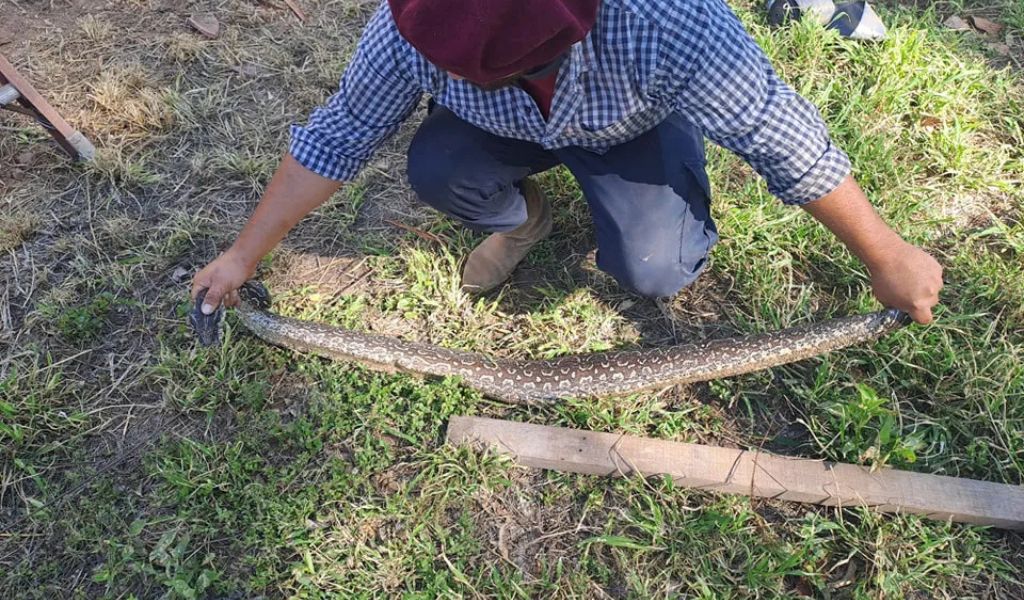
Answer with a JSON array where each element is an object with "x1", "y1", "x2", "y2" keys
[{"x1": 234, "y1": 288, "x2": 910, "y2": 404}]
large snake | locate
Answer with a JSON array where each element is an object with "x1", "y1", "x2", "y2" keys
[{"x1": 190, "y1": 281, "x2": 911, "y2": 404}]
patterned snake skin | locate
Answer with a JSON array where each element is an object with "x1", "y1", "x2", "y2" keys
[{"x1": 191, "y1": 282, "x2": 911, "y2": 405}]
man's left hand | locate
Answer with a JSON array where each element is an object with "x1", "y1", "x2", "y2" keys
[
  {"x1": 867, "y1": 240, "x2": 943, "y2": 324},
  {"x1": 801, "y1": 176, "x2": 943, "y2": 325}
]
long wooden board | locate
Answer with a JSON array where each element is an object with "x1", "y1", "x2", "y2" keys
[
  {"x1": 446, "y1": 416, "x2": 1024, "y2": 530},
  {"x1": 0, "y1": 53, "x2": 95, "y2": 160}
]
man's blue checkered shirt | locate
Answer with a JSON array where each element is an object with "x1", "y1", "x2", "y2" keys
[{"x1": 290, "y1": 0, "x2": 851, "y2": 205}]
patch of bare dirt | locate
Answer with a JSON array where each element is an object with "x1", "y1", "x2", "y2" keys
[{"x1": 465, "y1": 469, "x2": 591, "y2": 579}]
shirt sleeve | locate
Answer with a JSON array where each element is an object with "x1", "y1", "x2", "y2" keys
[
  {"x1": 289, "y1": 1, "x2": 422, "y2": 182},
  {"x1": 659, "y1": 0, "x2": 851, "y2": 205}
]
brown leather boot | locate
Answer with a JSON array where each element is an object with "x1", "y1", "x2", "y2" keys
[{"x1": 461, "y1": 179, "x2": 552, "y2": 294}]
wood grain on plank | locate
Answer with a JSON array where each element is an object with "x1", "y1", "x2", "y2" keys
[
  {"x1": 0, "y1": 54, "x2": 78, "y2": 140},
  {"x1": 0, "y1": 53, "x2": 91, "y2": 159},
  {"x1": 447, "y1": 416, "x2": 1024, "y2": 530}
]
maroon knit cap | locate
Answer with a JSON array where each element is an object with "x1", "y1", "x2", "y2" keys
[{"x1": 388, "y1": 0, "x2": 600, "y2": 85}]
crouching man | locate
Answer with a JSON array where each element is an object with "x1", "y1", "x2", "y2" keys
[{"x1": 192, "y1": 0, "x2": 942, "y2": 324}]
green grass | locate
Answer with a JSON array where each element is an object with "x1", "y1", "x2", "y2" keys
[{"x1": 1, "y1": 0, "x2": 1023, "y2": 598}]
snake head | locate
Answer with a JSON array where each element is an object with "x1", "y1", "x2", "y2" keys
[{"x1": 188, "y1": 288, "x2": 225, "y2": 347}]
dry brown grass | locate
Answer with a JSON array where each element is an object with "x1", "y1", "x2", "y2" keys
[{"x1": 0, "y1": 207, "x2": 40, "y2": 254}]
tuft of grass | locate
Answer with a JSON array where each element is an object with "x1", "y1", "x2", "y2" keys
[
  {"x1": 162, "y1": 32, "x2": 208, "y2": 64},
  {"x1": 150, "y1": 209, "x2": 220, "y2": 264},
  {"x1": 36, "y1": 292, "x2": 118, "y2": 343},
  {"x1": 0, "y1": 349, "x2": 89, "y2": 516},
  {"x1": 0, "y1": 208, "x2": 41, "y2": 253},
  {"x1": 84, "y1": 147, "x2": 162, "y2": 188},
  {"x1": 209, "y1": 148, "x2": 278, "y2": 193},
  {"x1": 148, "y1": 308, "x2": 279, "y2": 413},
  {"x1": 274, "y1": 286, "x2": 370, "y2": 329},
  {"x1": 86, "y1": 66, "x2": 176, "y2": 136},
  {"x1": 76, "y1": 15, "x2": 113, "y2": 43}
]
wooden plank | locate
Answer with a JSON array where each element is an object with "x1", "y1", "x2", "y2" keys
[
  {"x1": 446, "y1": 416, "x2": 1024, "y2": 531},
  {"x1": 0, "y1": 53, "x2": 94, "y2": 160}
]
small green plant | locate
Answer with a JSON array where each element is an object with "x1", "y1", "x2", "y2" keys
[
  {"x1": 37, "y1": 292, "x2": 118, "y2": 342},
  {"x1": 825, "y1": 383, "x2": 924, "y2": 469},
  {"x1": 92, "y1": 528, "x2": 221, "y2": 600}
]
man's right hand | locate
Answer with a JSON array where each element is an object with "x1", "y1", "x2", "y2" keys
[
  {"x1": 187, "y1": 153, "x2": 344, "y2": 314},
  {"x1": 191, "y1": 249, "x2": 256, "y2": 314}
]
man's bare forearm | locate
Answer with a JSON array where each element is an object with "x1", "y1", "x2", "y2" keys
[
  {"x1": 800, "y1": 175, "x2": 903, "y2": 271},
  {"x1": 227, "y1": 153, "x2": 343, "y2": 269},
  {"x1": 801, "y1": 174, "x2": 942, "y2": 323},
  {"x1": 191, "y1": 153, "x2": 343, "y2": 311}
]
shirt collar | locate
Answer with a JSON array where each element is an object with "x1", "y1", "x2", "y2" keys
[{"x1": 521, "y1": 53, "x2": 567, "y2": 81}]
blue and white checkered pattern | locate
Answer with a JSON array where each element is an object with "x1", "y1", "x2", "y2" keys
[{"x1": 290, "y1": 0, "x2": 851, "y2": 205}]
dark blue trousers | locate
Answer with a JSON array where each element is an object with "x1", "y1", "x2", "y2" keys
[{"x1": 406, "y1": 106, "x2": 718, "y2": 298}]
